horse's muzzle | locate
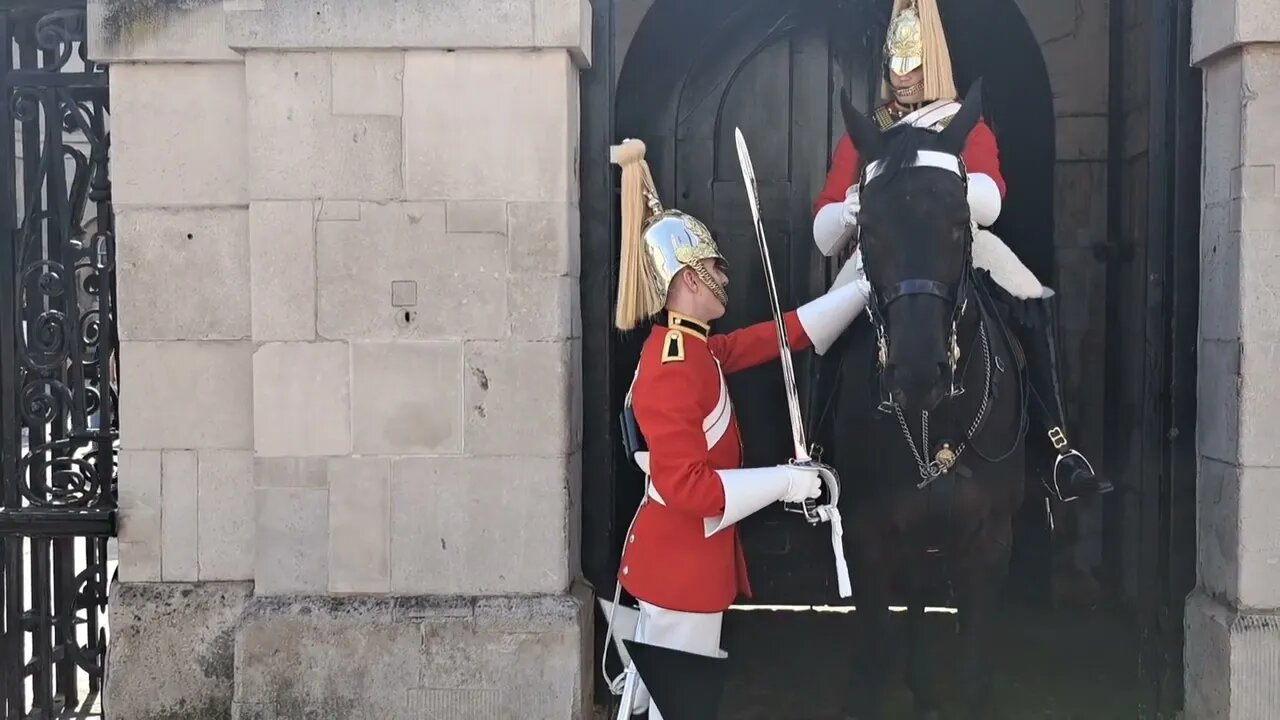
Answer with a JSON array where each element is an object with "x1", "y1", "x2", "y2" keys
[{"x1": 885, "y1": 361, "x2": 949, "y2": 412}]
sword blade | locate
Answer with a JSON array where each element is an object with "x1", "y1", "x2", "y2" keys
[{"x1": 733, "y1": 127, "x2": 809, "y2": 463}]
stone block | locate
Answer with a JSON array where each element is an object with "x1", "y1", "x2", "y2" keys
[
  {"x1": 117, "y1": 450, "x2": 162, "y2": 582},
  {"x1": 1236, "y1": 467, "x2": 1280, "y2": 608},
  {"x1": 1198, "y1": 458, "x2": 1241, "y2": 602},
  {"x1": 88, "y1": 0, "x2": 242, "y2": 62},
  {"x1": 508, "y1": 201, "x2": 581, "y2": 275},
  {"x1": 120, "y1": 341, "x2": 254, "y2": 450},
  {"x1": 331, "y1": 52, "x2": 403, "y2": 116},
  {"x1": 1240, "y1": 341, "x2": 1280, "y2": 467},
  {"x1": 1185, "y1": 592, "x2": 1280, "y2": 719},
  {"x1": 1234, "y1": 165, "x2": 1278, "y2": 198},
  {"x1": 104, "y1": 581, "x2": 251, "y2": 720},
  {"x1": 246, "y1": 52, "x2": 401, "y2": 200},
  {"x1": 315, "y1": 202, "x2": 508, "y2": 340},
  {"x1": 317, "y1": 200, "x2": 361, "y2": 222},
  {"x1": 1054, "y1": 115, "x2": 1107, "y2": 162},
  {"x1": 389, "y1": 456, "x2": 571, "y2": 594},
  {"x1": 404, "y1": 51, "x2": 576, "y2": 202},
  {"x1": 508, "y1": 275, "x2": 578, "y2": 340},
  {"x1": 160, "y1": 450, "x2": 198, "y2": 581},
  {"x1": 328, "y1": 458, "x2": 390, "y2": 593},
  {"x1": 1240, "y1": 230, "x2": 1280, "y2": 347},
  {"x1": 1200, "y1": 221, "x2": 1242, "y2": 343},
  {"x1": 535, "y1": 0, "x2": 592, "y2": 66},
  {"x1": 1198, "y1": 339, "x2": 1241, "y2": 465},
  {"x1": 464, "y1": 340, "x2": 575, "y2": 456},
  {"x1": 1193, "y1": 0, "x2": 1280, "y2": 64},
  {"x1": 447, "y1": 200, "x2": 508, "y2": 233},
  {"x1": 111, "y1": 63, "x2": 247, "y2": 205},
  {"x1": 351, "y1": 342, "x2": 463, "y2": 454},
  {"x1": 250, "y1": 201, "x2": 317, "y2": 341},
  {"x1": 254, "y1": 456, "x2": 329, "y2": 488},
  {"x1": 198, "y1": 450, "x2": 255, "y2": 581},
  {"x1": 1202, "y1": 53, "x2": 1244, "y2": 205},
  {"x1": 116, "y1": 205, "x2": 251, "y2": 341},
  {"x1": 255, "y1": 487, "x2": 328, "y2": 594},
  {"x1": 253, "y1": 342, "x2": 351, "y2": 456},
  {"x1": 1052, "y1": 163, "x2": 1107, "y2": 249},
  {"x1": 1037, "y1": 0, "x2": 1108, "y2": 116},
  {"x1": 233, "y1": 593, "x2": 588, "y2": 719}
]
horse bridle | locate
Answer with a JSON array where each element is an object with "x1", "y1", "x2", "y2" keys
[{"x1": 855, "y1": 149, "x2": 974, "y2": 401}]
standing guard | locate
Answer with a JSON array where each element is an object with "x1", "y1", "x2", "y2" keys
[
  {"x1": 810, "y1": 0, "x2": 1112, "y2": 503},
  {"x1": 600, "y1": 139, "x2": 869, "y2": 719}
]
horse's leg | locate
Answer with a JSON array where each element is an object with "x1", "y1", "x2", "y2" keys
[
  {"x1": 955, "y1": 526, "x2": 1013, "y2": 719},
  {"x1": 904, "y1": 583, "x2": 940, "y2": 719},
  {"x1": 848, "y1": 555, "x2": 893, "y2": 720}
]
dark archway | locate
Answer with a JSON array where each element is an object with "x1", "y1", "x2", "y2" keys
[{"x1": 606, "y1": 0, "x2": 1057, "y2": 605}]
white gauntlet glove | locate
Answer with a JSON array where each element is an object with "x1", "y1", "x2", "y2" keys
[
  {"x1": 841, "y1": 185, "x2": 861, "y2": 228},
  {"x1": 779, "y1": 464, "x2": 822, "y2": 503}
]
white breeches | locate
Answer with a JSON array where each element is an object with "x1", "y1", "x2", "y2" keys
[{"x1": 617, "y1": 601, "x2": 724, "y2": 719}]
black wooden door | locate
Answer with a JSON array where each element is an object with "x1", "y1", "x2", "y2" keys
[{"x1": 626, "y1": 2, "x2": 875, "y2": 603}]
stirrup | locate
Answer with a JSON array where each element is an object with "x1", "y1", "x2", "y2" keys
[{"x1": 1045, "y1": 448, "x2": 1095, "y2": 503}]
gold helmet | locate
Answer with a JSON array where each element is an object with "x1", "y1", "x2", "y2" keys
[
  {"x1": 881, "y1": 0, "x2": 957, "y2": 104},
  {"x1": 610, "y1": 139, "x2": 728, "y2": 331}
]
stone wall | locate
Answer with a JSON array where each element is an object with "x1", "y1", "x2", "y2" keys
[
  {"x1": 91, "y1": 0, "x2": 592, "y2": 717},
  {"x1": 1186, "y1": 1, "x2": 1280, "y2": 716}
]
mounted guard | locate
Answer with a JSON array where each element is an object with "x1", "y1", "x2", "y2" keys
[
  {"x1": 810, "y1": 0, "x2": 1112, "y2": 503},
  {"x1": 599, "y1": 139, "x2": 867, "y2": 719}
]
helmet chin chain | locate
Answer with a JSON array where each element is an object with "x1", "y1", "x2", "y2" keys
[
  {"x1": 691, "y1": 261, "x2": 729, "y2": 307},
  {"x1": 894, "y1": 78, "x2": 926, "y2": 104}
]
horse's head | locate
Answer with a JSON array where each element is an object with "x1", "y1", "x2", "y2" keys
[{"x1": 840, "y1": 80, "x2": 985, "y2": 413}]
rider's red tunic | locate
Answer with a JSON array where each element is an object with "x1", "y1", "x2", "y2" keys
[
  {"x1": 620, "y1": 311, "x2": 812, "y2": 613},
  {"x1": 812, "y1": 119, "x2": 1007, "y2": 216}
]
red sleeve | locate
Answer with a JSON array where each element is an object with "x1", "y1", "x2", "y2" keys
[
  {"x1": 961, "y1": 119, "x2": 1006, "y2": 197},
  {"x1": 709, "y1": 311, "x2": 812, "y2": 375},
  {"x1": 812, "y1": 133, "x2": 861, "y2": 216},
  {"x1": 632, "y1": 363, "x2": 727, "y2": 517}
]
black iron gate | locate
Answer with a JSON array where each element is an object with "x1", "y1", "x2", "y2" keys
[{"x1": 0, "y1": 3, "x2": 117, "y2": 719}]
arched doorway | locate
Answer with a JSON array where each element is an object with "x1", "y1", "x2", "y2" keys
[{"x1": 608, "y1": 0, "x2": 1057, "y2": 605}]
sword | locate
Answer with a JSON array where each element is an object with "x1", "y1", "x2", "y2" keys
[
  {"x1": 733, "y1": 127, "x2": 809, "y2": 464},
  {"x1": 735, "y1": 128, "x2": 852, "y2": 599}
]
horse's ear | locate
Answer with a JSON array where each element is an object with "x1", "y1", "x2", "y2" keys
[
  {"x1": 840, "y1": 88, "x2": 883, "y2": 160},
  {"x1": 938, "y1": 78, "x2": 985, "y2": 155}
]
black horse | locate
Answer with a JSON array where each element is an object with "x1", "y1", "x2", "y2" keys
[{"x1": 825, "y1": 81, "x2": 1029, "y2": 720}]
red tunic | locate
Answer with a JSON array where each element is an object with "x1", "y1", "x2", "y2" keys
[
  {"x1": 812, "y1": 118, "x2": 1007, "y2": 216},
  {"x1": 620, "y1": 310, "x2": 812, "y2": 613}
]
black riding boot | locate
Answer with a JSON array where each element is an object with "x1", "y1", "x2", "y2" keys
[{"x1": 1019, "y1": 295, "x2": 1113, "y2": 502}]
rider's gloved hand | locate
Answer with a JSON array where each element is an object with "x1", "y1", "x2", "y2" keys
[
  {"x1": 779, "y1": 464, "x2": 823, "y2": 503},
  {"x1": 841, "y1": 185, "x2": 861, "y2": 228}
]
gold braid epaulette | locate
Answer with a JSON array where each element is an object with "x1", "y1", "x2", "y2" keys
[{"x1": 872, "y1": 103, "x2": 956, "y2": 132}]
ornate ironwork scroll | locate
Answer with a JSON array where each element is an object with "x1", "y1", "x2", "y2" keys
[{"x1": 0, "y1": 3, "x2": 116, "y2": 719}]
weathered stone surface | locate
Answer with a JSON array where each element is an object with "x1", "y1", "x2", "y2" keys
[
  {"x1": 1036, "y1": 0, "x2": 1108, "y2": 116},
  {"x1": 446, "y1": 200, "x2": 508, "y2": 233},
  {"x1": 1240, "y1": 341, "x2": 1280, "y2": 467},
  {"x1": 1052, "y1": 163, "x2": 1107, "y2": 250},
  {"x1": 1053, "y1": 114, "x2": 1107, "y2": 162},
  {"x1": 223, "y1": 0, "x2": 587, "y2": 56},
  {"x1": 1185, "y1": 592, "x2": 1280, "y2": 719},
  {"x1": 389, "y1": 456, "x2": 571, "y2": 594},
  {"x1": 250, "y1": 201, "x2": 316, "y2": 341},
  {"x1": 198, "y1": 450, "x2": 255, "y2": 581},
  {"x1": 233, "y1": 593, "x2": 588, "y2": 719},
  {"x1": 1202, "y1": 53, "x2": 1245, "y2": 206},
  {"x1": 351, "y1": 342, "x2": 463, "y2": 454},
  {"x1": 117, "y1": 450, "x2": 162, "y2": 582},
  {"x1": 315, "y1": 202, "x2": 507, "y2": 341},
  {"x1": 253, "y1": 342, "x2": 351, "y2": 456},
  {"x1": 120, "y1": 341, "x2": 254, "y2": 450},
  {"x1": 508, "y1": 201, "x2": 581, "y2": 275},
  {"x1": 1198, "y1": 459, "x2": 1241, "y2": 602},
  {"x1": 327, "y1": 458, "x2": 391, "y2": 594},
  {"x1": 105, "y1": 581, "x2": 251, "y2": 720},
  {"x1": 331, "y1": 52, "x2": 403, "y2": 116},
  {"x1": 1192, "y1": 0, "x2": 1280, "y2": 64},
  {"x1": 254, "y1": 456, "x2": 329, "y2": 488},
  {"x1": 88, "y1": 0, "x2": 241, "y2": 63},
  {"x1": 317, "y1": 200, "x2": 361, "y2": 222},
  {"x1": 255, "y1": 487, "x2": 328, "y2": 594},
  {"x1": 111, "y1": 63, "x2": 247, "y2": 205},
  {"x1": 508, "y1": 275, "x2": 578, "y2": 340},
  {"x1": 403, "y1": 51, "x2": 576, "y2": 202},
  {"x1": 1241, "y1": 49, "x2": 1280, "y2": 164},
  {"x1": 1198, "y1": 339, "x2": 1242, "y2": 466},
  {"x1": 1200, "y1": 215, "x2": 1241, "y2": 344},
  {"x1": 535, "y1": 0, "x2": 593, "y2": 66},
  {"x1": 246, "y1": 52, "x2": 400, "y2": 200},
  {"x1": 161, "y1": 450, "x2": 198, "y2": 581},
  {"x1": 464, "y1": 340, "x2": 575, "y2": 456},
  {"x1": 116, "y1": 206, "x2": 251, "y2": 340}
]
